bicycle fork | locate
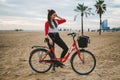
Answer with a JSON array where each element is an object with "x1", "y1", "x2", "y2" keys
[{"x1": 76, "y1": 50, "x2": 85, "y2": 64}]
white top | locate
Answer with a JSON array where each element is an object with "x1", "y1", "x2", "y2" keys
[{"x1": 49, "y1": 20, "x2": 59, "y2": 33}]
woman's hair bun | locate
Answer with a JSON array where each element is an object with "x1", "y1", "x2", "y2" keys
[{"x1": 48, "y1": 9, "x2": 51, "y2": 12}]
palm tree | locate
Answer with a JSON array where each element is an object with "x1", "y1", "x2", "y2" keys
[
  {"x1": 94, "y1": 0, "x2": 106, "y2": 35},
  {"x1": 74, "y1": 3, "x2": 94, "y2": 36}
]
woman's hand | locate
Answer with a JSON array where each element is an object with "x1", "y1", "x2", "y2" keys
[
  {"x1": 49, "y1": 38, "x2": 53, "y2": 45},
  {"x1": 56, "y1": 15, "x2": 64, "y2": 20},
  {"x1": 45, "y1": 35, "x2": 53, "y2": 45}
]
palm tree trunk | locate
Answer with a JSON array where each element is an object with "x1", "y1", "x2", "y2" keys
[
  {"x1": 81, "y1": 13, "x2": 84, "y2": 36},
  {"x1": 99, "y1": 14, "x2": 102, "y2": 35}
]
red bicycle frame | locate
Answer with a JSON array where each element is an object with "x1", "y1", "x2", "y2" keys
[{"x1": 40, "y1": 40, "x2": 83, "y2": 64}]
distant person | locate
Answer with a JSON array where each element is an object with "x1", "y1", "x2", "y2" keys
[{"x1": 44, "y1": 9, "x2": 68, "y2": 66}]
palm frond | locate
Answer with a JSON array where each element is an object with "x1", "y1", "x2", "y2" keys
[
  {"x1": 74, "y1": 9, "x2": 80, "y2": 12},
  {"x1": 99, "y1": 0, "x2": 104, "y2": 4},
  {"x1": 77, "y1": 6, "x2": 81, "y2": 11},
  {"x1": 102, "y1": 4, "x2": 107, "y2": 11},
  {"x1": 74, "y1": 14, "x2": 79, "y2": 21}
]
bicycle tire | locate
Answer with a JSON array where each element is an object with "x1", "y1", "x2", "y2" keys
[
  {"x1": 70, "y1": 49, "x2": 96, "y2": 75},
  {"x1": 29, "y1": 48, "x2": 52, "y2": 73}
]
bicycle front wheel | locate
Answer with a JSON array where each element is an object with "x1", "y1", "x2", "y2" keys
[
  {"x1": 29, "y1": 48, "x2": 52, "y2": 73},
  {"x1": 71, "y1": 50, "x2": 96, "y2": 75}
]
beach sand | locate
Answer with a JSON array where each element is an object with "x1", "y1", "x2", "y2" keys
[{"x1": 0, "y1": 31, "x2": 120, "y2": 80}]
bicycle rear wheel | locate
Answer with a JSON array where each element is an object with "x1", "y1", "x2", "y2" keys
[
  {"x1": 29, "y1": 48, "x2": 52, "y2": 73},
  {"x1": 71, "y1": 49, "x2": 96, "y2": 75}
]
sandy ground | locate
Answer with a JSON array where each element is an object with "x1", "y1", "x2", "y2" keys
[{"x1": 0, "y1": 31, "x2": 120, "y2": 80}]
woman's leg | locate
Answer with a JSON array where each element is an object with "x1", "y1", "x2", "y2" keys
[
  {"x1": 48, "y1": 33, "x2": 55, "y2": 59},
  {"x1": 54, "y1": 33, "x2": 68, "y2": 58}
]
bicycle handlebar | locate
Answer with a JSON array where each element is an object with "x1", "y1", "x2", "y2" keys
[
  {"x1": 67, "y1": 32, "x2": 77, "y2": 41},
  {"x1": 67, "y1": 32, "x2": 76, "y2": 37}
]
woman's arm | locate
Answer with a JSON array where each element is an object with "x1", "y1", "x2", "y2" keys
[
  {"x1": 45, "y1": 22, "x2": 49, "y2": 36},
  {"x1": 44, "y1": 21, "x2": 53, "y2": 45},
  {"x1": 56, "y1": 15, "x2": 66, "y2": 24}
]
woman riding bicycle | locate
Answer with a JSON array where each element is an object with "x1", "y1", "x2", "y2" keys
[
  {"x1": 29, "y1": 9, "x2": 96, "y2": 73},
  {"x1": 44, "y1": 9, "x2": 68, "y2": 65}
]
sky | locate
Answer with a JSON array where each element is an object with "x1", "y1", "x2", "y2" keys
[{"x1": 0, "y1": 0, "x2": 120, "y2": 31}]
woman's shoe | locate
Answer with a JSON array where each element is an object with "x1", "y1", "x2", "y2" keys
[{"x1": 51, "y1": 64, "x2": 56, "y2": 73}]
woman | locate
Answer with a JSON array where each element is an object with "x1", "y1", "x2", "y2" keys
[{"x1": 44, "y1": 9, "x2": 68, "y2": 61}]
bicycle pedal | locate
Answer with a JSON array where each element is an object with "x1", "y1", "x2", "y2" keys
[
  {"x1": 44, "y1": 60, "x2": 59, "y2": 63},
  {"x1": 44, "y1": 60, "x2": 52, "y2": 62},
  {"x1": 60, "y1": 64, "x2": 65, "y2": 68},
  {"x1": 51, "y1": 59, "x2": 60, "y2": 63},
  {"x1": 55, "y1": 62, "x2": 65, "y2": 68}
]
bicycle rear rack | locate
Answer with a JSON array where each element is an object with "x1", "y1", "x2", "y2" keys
[{"x1": 32, "y1": 46, "x2": 49, "y2": 49}]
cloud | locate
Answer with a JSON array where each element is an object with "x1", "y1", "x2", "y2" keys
[
  {"x1": 0, "y1": 0, "x2": 6, "y2": 3},
  {"x1": 0, "y1": 0, "x2": 120, "y2": 30}
]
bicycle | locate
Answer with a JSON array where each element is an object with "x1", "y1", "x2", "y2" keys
[{"x1": 29, "y1": 32, "x2": 96, "y2": 75}]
